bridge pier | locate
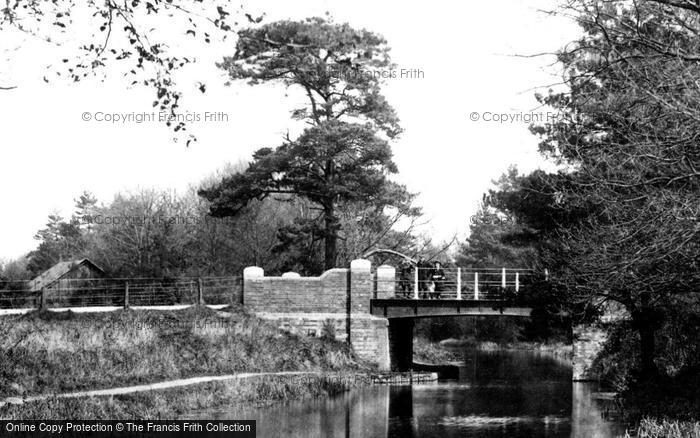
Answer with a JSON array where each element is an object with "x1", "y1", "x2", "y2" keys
[{"x1": 388, "y1": 318, "x2": 414, "y2": 371}]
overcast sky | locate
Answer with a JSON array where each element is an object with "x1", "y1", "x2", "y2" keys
[{"x1": 0, "y1": 0, "x2": 580, "y2": 261}]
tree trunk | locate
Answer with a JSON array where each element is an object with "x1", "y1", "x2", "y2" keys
[
  {"x1": 638, "y1": 320, "x2": 657, "y2": 379},
  {"x1": 632, "y1": 304, "x2": 660, "y2": 380},
  {"x1": 323, "y1": 159, "x2": 338, "y2": 271},
  {"x1": 324, "y1": 207, "x2": 338, "y2": 270}
]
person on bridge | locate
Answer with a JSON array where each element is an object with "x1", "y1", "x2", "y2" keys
[
  {"x1": 417, "y1": 258, "x2": 433, "y2": 298},
  {"x1": 430, "y1": 261, "x2": 446, "y2": 299},
  {"x1": 397, "y1": 260, "x2": 414, "y2": 298}
]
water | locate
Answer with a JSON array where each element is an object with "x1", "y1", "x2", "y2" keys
[{"x1": 197, "y1": 350, "x2": 626, "y2": 437}]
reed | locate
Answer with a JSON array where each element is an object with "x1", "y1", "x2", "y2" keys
[
  {"x1": 625, "y1": 418, "x2": 700, "y2": 438},
  {"x1": 0, "y1": 373, "x2": 368, "y2": 420}
]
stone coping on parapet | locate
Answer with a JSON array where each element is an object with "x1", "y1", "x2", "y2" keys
[
  {"x1": 254, "y1": 312, "x2": 388, "y2": 320},
  {"x1": 243, "y1": 268, "x2": 349, "y2": 282}
]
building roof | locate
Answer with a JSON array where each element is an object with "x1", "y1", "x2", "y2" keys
[{"x1": 28, "y1": 259, "x2": 105, "y2": 291}]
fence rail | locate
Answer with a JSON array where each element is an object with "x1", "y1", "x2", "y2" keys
[{"x1": 0, "y1": 276, "x2": 243, "y2": 310}]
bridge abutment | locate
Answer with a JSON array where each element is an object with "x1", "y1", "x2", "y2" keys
[
  {"x1": 572, "y1": 304, "x2": 628, "y2": 381},
  {"x1": 572, "y1": 324, "x2": 607, "y2": 381},
  {"x1": 243, "y1": 259, "x2": 390, "y2": 371}
]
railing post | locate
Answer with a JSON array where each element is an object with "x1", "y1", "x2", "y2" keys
[
  {"x1": 515, "y1": 272, "x2": 520, "y2": 293},
  {"x1": 501, "y1": 267, "x2": 507, "y2": 289},
  {"x1": 197, "y1": 277, "x2": 203, "y2": 305},
  {"x1": 474, "y1": 272, "x2": 479, "y2": 300},
  {"x1": 124, "y1": 281, "x2": 130, "y2": 309},
  {"x1": 413, "y1": 266, "x2": 419, "y2": 300},
  {"x1": 40, "y1": 287, "x2": 46, "y2": 310},
  {"x1": 456, "y1": 267, "x2": 462, "y2": 300}
]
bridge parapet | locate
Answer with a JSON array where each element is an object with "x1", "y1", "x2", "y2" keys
[{"x1": 243, "y1": 259, "x2": 390, "y2": 370}]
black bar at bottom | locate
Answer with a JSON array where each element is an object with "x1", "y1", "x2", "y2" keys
[{"x1": 1, "y1": 420, "x2": 255, "y2": 437}]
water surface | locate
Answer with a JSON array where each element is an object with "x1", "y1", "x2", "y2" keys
[{"x1": 198, "y1": 350, "x2": 625, "y2": 437}]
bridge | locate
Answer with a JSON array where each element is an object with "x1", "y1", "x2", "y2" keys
[
  {"x1": 243, "y1": 259, "x2": 535, "y2": 373},
  {"x1": 0, "y1": 257, "x2": 602, "y2": 380}
]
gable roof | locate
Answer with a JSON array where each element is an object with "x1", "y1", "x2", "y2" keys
[{"x1": 28, "y1": 259, "x2": 105, "y2": 291}]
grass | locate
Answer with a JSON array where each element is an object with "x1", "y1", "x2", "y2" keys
[
  {"x1": 0, "y1": 373, "x2": 369, "y2": 420},
  {"x1": 438, "y1": 337, "x2": 572, "y2": 356},
  {"x1": 624, "y1": 418, "x2": 700, "y2": 438},
  {"x1": 413, "y1": 337, "x2": 462, "y2": 364},
  {"x1": 0, "y1": 305, "x2": 371, "y2": 399}
]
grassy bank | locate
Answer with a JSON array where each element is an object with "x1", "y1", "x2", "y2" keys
[
  {"x1": 0, "y1": 306, "x2": 370, "y2": 400},
  {"x1": 624, "y1": 418, "x2": 700, "y2": 438},
  {"x1": 0, "y1": 373, "x2": 368, "y2": 420},
  {"x1": 439, "y1": 338, "x2": 572, "y2": 357},
  {"x1": 413, "y1": 337, "x2": 462, "y2": 364},
  {"x1": 413, "y1": 337, "x2": 572, "y2": 367}
]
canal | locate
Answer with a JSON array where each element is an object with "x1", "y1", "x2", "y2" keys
[{"x1": 200, "y1": 349, "x2": 626, "y2": 437}]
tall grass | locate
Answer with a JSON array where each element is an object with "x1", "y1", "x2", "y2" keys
[
  {"x1": 625, "y1": 418, "x2": 700, "y2": 438},
  {"x1": 0, "y1": 306, "x2": 370, "y2": 398},
  {"x1": 0, "y1": 373, "x2": 370, "y2": 420}
]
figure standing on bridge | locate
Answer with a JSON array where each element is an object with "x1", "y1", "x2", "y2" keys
[
  {"x1": 430, "y1": 261, "x2": 446, "y2": 299},
  {"x1": 397, "y1": 260, "x2": 414, "y2": 298},
  {"x1": 417, "y1": 258, "x2": 433, "y2": 298}
]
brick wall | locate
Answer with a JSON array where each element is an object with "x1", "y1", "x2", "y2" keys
[
  {"x1": 572, "y1": 305, "x2": 628, "y2": 381},
  {"x1": 244, "y1": 268, "x2": 348, "y2": 314},
  {"x1": 243, "y1": 260, "x2": 390, "y2": 370},
  {"x1": 572, "y1": 324, "x2": 608, "y2": 381}
]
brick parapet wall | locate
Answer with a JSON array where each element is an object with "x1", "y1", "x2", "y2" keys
[
  {"x1": 244, "y1": 268, "x2": 348, "y2": 314},
  {"x1": 243, "y1": 260, "x2": 390, "y2": 370}
]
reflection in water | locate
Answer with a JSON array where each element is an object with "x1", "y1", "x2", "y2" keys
[{"x1": 197, "y1": 350, "x2": 625, "y2": 438}]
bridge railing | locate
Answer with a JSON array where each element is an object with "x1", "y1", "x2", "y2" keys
[{"x1": 384, "y1": 267, "x2": 538, "y2": 300}]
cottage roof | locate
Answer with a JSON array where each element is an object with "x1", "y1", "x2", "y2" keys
[{"x1": 28, "y1": 259, "x2": 105, "y2": 291}]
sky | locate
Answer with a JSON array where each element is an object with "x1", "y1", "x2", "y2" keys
[{"x1": 0, "y1": 0, "x2": 581, "y2": 261}]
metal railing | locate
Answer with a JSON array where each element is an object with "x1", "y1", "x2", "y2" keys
[{"x1": 381, "y1": 267, "x2": 539, "y2": 300}]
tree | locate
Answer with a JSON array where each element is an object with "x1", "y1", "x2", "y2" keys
[
  {"x1": 457, "y1": 167, "x2": 539, "y2": 269},
  {"x1": 0, "y1": 0, "x2": 256, "y2": 139},
  {"x1": 27, "y1": 213, "x2": 83, "y2": 275},
  {"x1": 200, "y1": 18, "x2": 417, "y2": 270},
  {"x1": 503, "y1": 0, "x2": 700, "y2": 379}
]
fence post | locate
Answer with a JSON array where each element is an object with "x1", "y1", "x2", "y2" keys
[
  {"x1": 501, "y1": 267, "x2": 507, "y2": 289},
  {"x1": 124, "y1": 281, "x2": 130, "y2": 309},
  {"x1": 197, "y1": 277, "x2": 203, "y2": 305},
  {"x1": 413, "y1": 266, "x2": 419, "y2": 300},
  {"x1": 515, "y1": 272, "x2": 520, "y2": 293},
  {"x1": 40, "y1": 287, "x2": 46, "y2": 310},
  {"x1": 456, "y1": 267, "x2": 462, "y2": 300},
  {"x1": 239, "y1": 276, "x2": 244, "y2": 305},
  {"x1": 474, "y1": 272, "x2": 479, "y2": 300}
]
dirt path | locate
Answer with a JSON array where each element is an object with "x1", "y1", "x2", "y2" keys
[{"x1": 0, "y1": 371, "x2": 325, "y2": 408}]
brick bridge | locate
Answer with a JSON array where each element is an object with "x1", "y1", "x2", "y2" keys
[{"x1": 243, "y1": 259, "x2": 604, "y2": 380}]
